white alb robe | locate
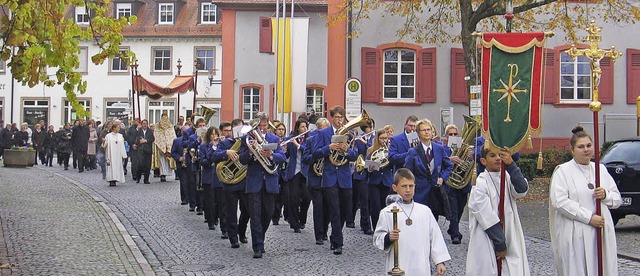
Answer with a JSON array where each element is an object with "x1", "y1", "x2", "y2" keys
[
  {"x1": 373, "y1": 201, "x2": 451, "y2": 276},
  {"x1": 105, "y1": 132, "x2": 127, "y2": 183},
  {"x1": 549, "y1": 160, "x2": 621, "y2": 276},
  {"x1": 466, "y1": 171, "x2": 529, "y2": 276}
]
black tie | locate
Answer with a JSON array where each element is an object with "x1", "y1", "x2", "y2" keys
[{"x1": 426, "y1": 147, "x2": 432, "y2": 163}]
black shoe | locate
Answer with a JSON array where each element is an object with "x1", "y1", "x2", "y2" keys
[
  {"x1": 333, "y1": 247, "x2": 342, "y2": 255},
  {"x1": 346, "y1": 222, "x2": 355, "y2": 228},
  {"x1": 144, "y1": 181, "x2": 151, "y2": 184},
  {"x1": 135, "y1": 179, "x2": 140, "y2": 184},
  {"x1": 300, "y1": 224, "x2": 305, "y2": 229},
  {"x1": 160, "y1": 176, "x2": 166, "y2": 182},
  {"x1": 209, "y1": 225, "x2": 216, "y2": 230},
  {"x1": 78, "y1": 169, "x2": 84, "y2": 173},
  {"x1": 294, "y1": 228, "x2": 301, "y2": 233},
  {"x1": 239, "y1": 237, "x2": 248, "y2": 244},
  {"x1": 452, "y1": 236, "x2": 462, "y2": 244},
  {"x1": 196, "y1": 211, "x2": 203, "y2": 216},
  {"x1": 64, "y1": 167, "x2": 69, "y2": 170},
  {"x1": 231, "y1": 242, "x2": 240, "y2": 249},
  {"x1": 364, "y1": 229, "x2": 374, "y2": 235},
  {"x1": 316, "y1": 239, "x2": 324, "y2": 245},
  {"x1": 181, "y1": 201, "x2": 188, "y2": 205},
  {"x1": 253, "y1": 251, "x2": 263, "y2": 259},
  {"x1": 189, "y1": 207, "x2": 195, "y2": 212},
  {"x1": 221, "y1": 232, "x2": 229, "y2": 239},
  {"x1": 109, "y1": 181, "x2": 116, "y2": 187}
]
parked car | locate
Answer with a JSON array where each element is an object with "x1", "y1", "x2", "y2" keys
[{"x1": 600, "y1": 137, "x2": 640, "y2": 225}]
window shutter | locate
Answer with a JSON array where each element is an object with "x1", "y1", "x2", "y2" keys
[
  {"x1": 543, "y1": 49, "x2": 558, "y2": 104},
  {"x1": 627, "y1": 49, "x2": 640, "y2": 104},
  {"x1": 416, "y1": 47, "x2": 436, "y2": 103},
  {"x1": 450, "y1": 48, "x2": 467, "y2": 104},
  {"x1": 599, "y1": 57, "x2": 614, "y2": 104},
  {"x1": 361, "y1": 47, "x2": 381, "y2": 103},
  {"x1": 259, "y1": 17, "x2": 272, "y2": 53}
]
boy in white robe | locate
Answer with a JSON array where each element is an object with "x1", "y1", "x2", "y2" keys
[
  {"x1": 373, "y1": 168, "x2": 450, "y2": 276},
  {"x1": 466, "y1": 147, "x2": 529, "y2": 276}
]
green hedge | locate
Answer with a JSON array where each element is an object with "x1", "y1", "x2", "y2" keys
[{"x1": 516, "y1": 147, "x2": 572, "y2": 180}]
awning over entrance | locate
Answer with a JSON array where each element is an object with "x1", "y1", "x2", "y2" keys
[{"x1": 134, "y1": 75, "x2": 194, "y2": 100}]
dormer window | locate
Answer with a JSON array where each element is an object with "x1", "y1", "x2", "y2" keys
[
  {"x1": 201, "y1": 3, "x2": 217, "y2": 24},
  {"x1": 75, "y1": 6, "x2": 90, "y2": 25},
  {"x1": 117, "y1": 3, "x2": 132, "y2": 19},
  {"x1": 158, "y1": 3, "x2": 174, "y2": 25}
]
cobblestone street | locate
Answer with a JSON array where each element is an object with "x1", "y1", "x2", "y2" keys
[{"x1": 1, "y1": 163, "x2": 639, "y2": 275}]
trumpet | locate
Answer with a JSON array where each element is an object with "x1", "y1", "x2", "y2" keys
[{"x1": 280, "y1": 129, "x2": 311, "y2": 147}]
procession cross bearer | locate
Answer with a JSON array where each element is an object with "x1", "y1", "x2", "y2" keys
[{"x1": 562, "y1": 21, "x2": 623, "y2": 276}]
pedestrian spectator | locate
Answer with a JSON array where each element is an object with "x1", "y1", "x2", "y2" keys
[
  {"x1": 23, "y1": 122, "x2": 32, "y2": 146},
  {"x1": 87, "y1": 120, "x2": 98, "y2": 170},
  {"x1": 136, "y1": 119, "x2": 154, "y2": 184},
  {"x1": 43, "y1": 125, "x2": 56, "y2": 167},
  {"x1": 32, "y1": 123, "x2": 45, "y2": 165},
  {"x1": 71, "y1": 118, "x2": 89, "y2": 173},
  {"x1": 57, "y1": 123, "x2": 73, "y2": 170},
  {"x1": 104, "y1": 121, "x2": 128, "y2": 187},
  {"x1": 0, "y1": 123, "x2": 12, "y2": 159}
]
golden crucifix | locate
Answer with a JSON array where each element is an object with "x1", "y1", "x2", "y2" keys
[
  {"x1": 493, "y1": 63, "x2": 527, "y2": 122},
  {"x1": 565, "y1": 21, "x2": 622, "y2": 112}
]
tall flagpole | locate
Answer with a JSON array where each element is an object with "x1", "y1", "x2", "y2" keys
[
  {"x1": 566, "y1": 21, "x2": 622, "y2": 276},
  {"x1": 274, "y1": 0, "x2": 280, "y2": 121}
]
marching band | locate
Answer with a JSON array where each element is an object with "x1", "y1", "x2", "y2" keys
[{"x1": 168, "y1": 105, "x2": 476, "y2": 261}]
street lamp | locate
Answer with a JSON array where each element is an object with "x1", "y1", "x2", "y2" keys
[{"x1": 208, "y1": 68, "x2": 219, "y2": 85}]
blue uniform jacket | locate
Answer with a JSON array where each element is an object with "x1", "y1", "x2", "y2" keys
[
  {"x1": 302, "y1": 132, "x2": 321, "y2": 188},
  {"x1": 283, "y1": 134, "x2": 309, "y2": 181},
  {"x1": 312, "y1": 126, "x2": 357, "y2": 188},
  {"x1": 213, "y1": 137, "x2": 246, "y2": 192},
  {"x1": 404, "y1": 142, "x2": 453, "y2": 206},
  {"x1": 199, "y1": 142, "x2": 223, "y2": 188},
  {"x1": 239, "y1": 132, "x2": 286, "y2": 194},
  {"x1": 171, "y1": 137, "x2": 186, "y2": 164},
  {"x1": 389, "y1": 132, "x2": 411, "y2": 170}
]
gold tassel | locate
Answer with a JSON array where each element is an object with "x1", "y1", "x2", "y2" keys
[
  {"x1": 536, "y1": 151, "x2": 544, "y2": 171},
  {"x1": 526, "y1": 135, "x2": 533, "y2": 150},
  {"x1": 471, "y1": 163, "x2": 477, "y2": 186}
]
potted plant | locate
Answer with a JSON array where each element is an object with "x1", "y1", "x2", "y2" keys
[{"x1": 3, "y1": 146, "x2": 36, "y2": 168}]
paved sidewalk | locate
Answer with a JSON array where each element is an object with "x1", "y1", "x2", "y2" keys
[
  {"x1": 0, "y1": 165, "x2": 150, "y2": 275},
  {"x1": 2, "y1": 162, "x2": 639, "y2": 275}
]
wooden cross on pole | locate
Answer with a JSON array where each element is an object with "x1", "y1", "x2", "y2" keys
[{"x1": 564, "y1": 20, "x2": 622, "y2": 276}]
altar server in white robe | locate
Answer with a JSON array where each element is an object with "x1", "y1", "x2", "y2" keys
[
  {"x1": 374, "y1": 168, "x2": 450, "y2": 276},
  {"x1": 549, "y1": 126, "x2": 621, "y2": 276},
  {"x1": 104, "y1": 121, "x2": 128, "y2": 186},
  {"x1": 467, "y1": 146, "x2": 529, "y2": 276}
]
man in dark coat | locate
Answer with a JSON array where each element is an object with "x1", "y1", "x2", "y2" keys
[
  {"x1": 57, "y1": 123, "x2": 73, "y2": 170},
  {"x1": 0, "y1": 123, "x2": 12, "y2": 159},
  {"x1": 136, "y1": 119, "x2": 154, "y2": 184},
  {"x1": 126, "y1": 121, "x2": 140, "y2": 181},
  {"x1": 71, "y1": 118, "x2": 90, "y2": 172}
]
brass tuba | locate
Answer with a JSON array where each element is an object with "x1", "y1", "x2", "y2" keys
[
  {"x1": 216, "y1": 139, "x2": 247, "y2": 184},
  {"x1": 329, "y1": 109, "x2": 372, "y2": 167},
  {"x1": 445, "y1": 115, "x2": 479, "y2": 189}
]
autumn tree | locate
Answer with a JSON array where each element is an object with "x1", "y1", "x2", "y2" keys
[
  {"x1": 0, "y1": 0, "x2": 136, "y2": 117},
  {"x1": 332, "y1": 0, "x2": 640, "y2": 86}
]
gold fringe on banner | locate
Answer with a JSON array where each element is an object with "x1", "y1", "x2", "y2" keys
[
  {"x1": 526, "y1": 135, "x2": 533, "y2": 150},
  {"x1": 537, "y1": 151, "x2": 544, "y2": 170}
]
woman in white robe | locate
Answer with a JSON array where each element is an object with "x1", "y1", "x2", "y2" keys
[
  {"x1": 103, "y1": 122, "x2": 127, "y2": 186},
  {"x1": 549, "y1": 126, "x2": 621, "y2": 276}
]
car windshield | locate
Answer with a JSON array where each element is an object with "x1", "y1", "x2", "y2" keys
[{"x1": 601, "y1": 140, "x2": 640, "y2": 165}]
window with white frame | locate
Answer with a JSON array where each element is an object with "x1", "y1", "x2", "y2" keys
[
  {"x1": 64, "y1": 100, "x2": 91, "y2": 123},
  {"x1": 148, "y1": 100, "x2": 175, "y2": 125},
  {"x1": 201, "y1": 3, "x2": 217, "y2": 24},
  {"x1": 77, "y1": 47, "x2": 88, "y2": 73},
  {"x1": 383, "y1": 49, "x2": 415, "y2": 101},
  {"x1": 158, "y1": 3, "x2": 174, "y2": 24},
  {"x1": 111, "y1": 48, "x2": 129, "y2": 72},
  {"x1": 117, "y1": 3, "x2": 132, "y2": 19},
  {"x1": 153, "y1": 48, "x2": 171, "y2": 72},
  {"x1": 195, "y1": 48, "x2": 215, "y2": 71},
  {"x1": 22, "y1": 99, "x2": 49, "y2": 127},
  {"x1": 75, "y1": 6, "x2": 90, "y2": 24},
  {"x1": 306, "y1": 87, "x2": 324, "y2": 113},
  {"x1": 560, "y1": 52, "x2": 592, "y2": 102},
  {"x1": 242, "y1": 87, "x2": 260, "y2": 121}
]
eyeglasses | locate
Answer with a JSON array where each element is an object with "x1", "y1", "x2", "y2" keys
[{"x1": 447, "y1": 132, "x2": 459, "y2": 136}]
